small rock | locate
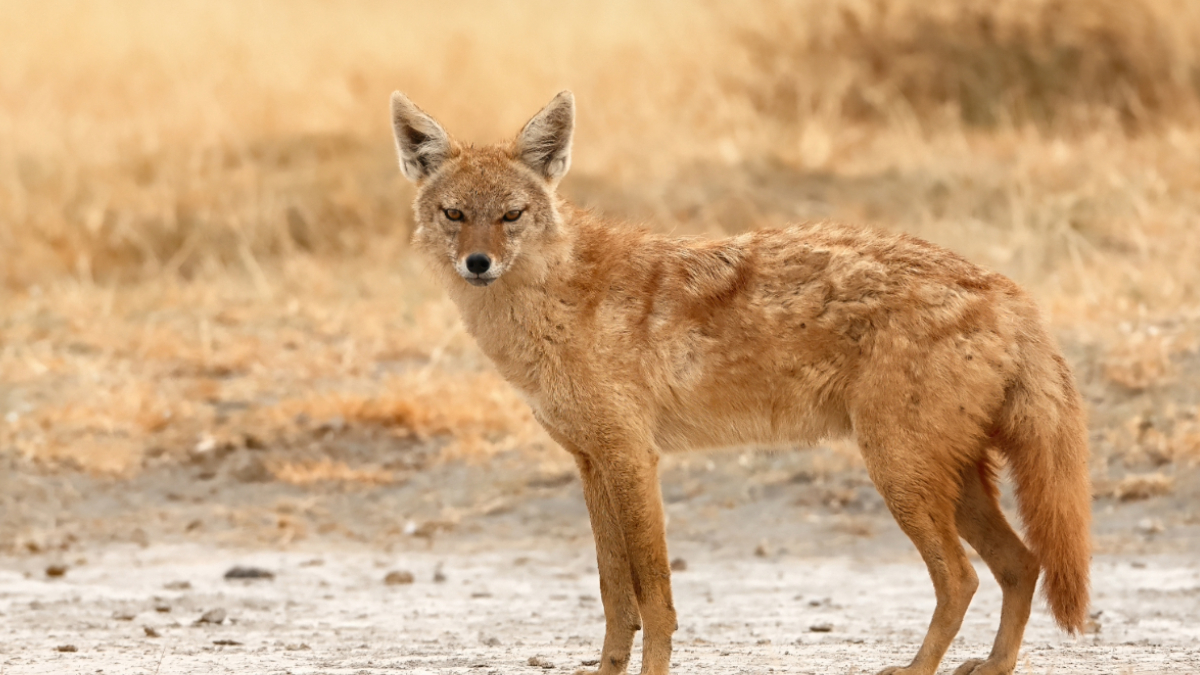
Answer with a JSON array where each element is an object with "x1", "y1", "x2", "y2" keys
[
  {"x1": 112, "y1": 610, "x2": 137, "y2": 621},
  {"x1": 315, "y1": 416, "x2": 346, "y2": 435},
  {"x1": 195, "y1": 608, "x2": 227, "y2": 625},
  {"x1": 224, "y1": 565, "x2": 274, "y2": 580},
  {"x1": 213, "y1": 639, "x2": 242, "y2": 646},
  {"x1": 384, "y1": 570, "x2": 415, "y2": 585},
  {"x1": 481, "y1": 636, "x2": 501, "y2": 647},
  {"x1": 1136, "y1": 518, "x2": 1165, "y2": 535},
  {"x1": 56, "y1": 644, "x2": 77, "y2": 653},
  {"x1": 143, "y1": 626, "x2": 161, "y2": 638},
  {"x1": 231, "y1": 454, "x2": 272, "y2": 483},
  {"x1": 411, "y1": 521, "x2": 446, "y2": 539},
  {"x1": 193, "y1": 434, "x2": 218, "y2": 455},
  {"x1": 527, "y1": 656, "x2": 554, "y2": 668},
  {"x1": 670, "y1": 557, "x2": 688, "y2": 572},
  {"x1": 285, "y1": 643, "x2": 310, "y2": 651},
  {"x1": 809, "y1": 622, "x2": 833, "y2": 633},
  {"x1": 581, "y1": 659, "x2": 600, "y2": 667},
  {"x1": 45, "y1": 564, "x2": 68, "y2": 578},
  {"x1": 163, "y1": 580, "x2": 192, "y2": 590},
  {"x1": 754, "y1": 541, "x2": 771, "y2": 558},
  {"x1": 154, "y1": 601, "x2": 171, "y2": 613},
  {"x1": 433, "y1": 563, "x2": 447, "y2": 583}
]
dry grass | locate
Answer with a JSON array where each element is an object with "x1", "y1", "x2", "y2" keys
[
  {"x1": 737, "y1": 0, "x2": 1200, "y2": 129},
  {"x1": 2, "y1": 0, "x2": 1199, "y2": 476},
  {"x1": 1095, "y1": 472, "x2": 1176, "y2": 501}
]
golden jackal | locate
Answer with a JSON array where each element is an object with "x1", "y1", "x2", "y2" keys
[{"x1": 390, "y1": 91, "x2": 1091, "y2": 675}]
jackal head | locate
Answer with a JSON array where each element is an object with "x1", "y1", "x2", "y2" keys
[{"x1": 390, "y1": 91, "x2": 574, "y2": 288}]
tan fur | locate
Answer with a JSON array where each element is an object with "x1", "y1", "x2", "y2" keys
[{"x1": 390, "y1": 91, "x2": 1092, "y2": 675}]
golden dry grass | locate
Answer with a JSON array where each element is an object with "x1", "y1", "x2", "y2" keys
[{"x1": 2, "y1": 0, "x2": 1199, "y2": 477}]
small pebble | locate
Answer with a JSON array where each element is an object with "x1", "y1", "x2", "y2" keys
[
  {"x1": 384, "y1": 570, "x2": 415, "y2": 585},
  {"x1": 527, "y1": 656, "x2": 554, "y2": 668},
  {"x1": 224, "y1": 566, "x2": 274, "y2": 580},
  {"x1": 112, "y1": 610, "x2": 137, "y2": 621},
  {"x1": 144, "y1": 627, "x2": 161, "y2": 638},
  {"x1": 45, "y1": 565, "x2": 68, "y2": 578},
  {"x1": 1136, "y1": 518, "x2": 1164, "y2": 535},
  {"x1": 809, "y1": 622, "x2": 833, "y2": 633},
  {"x1": 670, "y1": 557, "x2": 688, "y2": 571},
  {"x1": 56, "y1": 645, "x2": 77, "y2": 653},
  {"x1": 195, "y1": 608, "x2": 227, "y2": 625}
]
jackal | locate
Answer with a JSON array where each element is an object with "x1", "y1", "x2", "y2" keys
[{"x1": 389, "y1": 90, "x2": 1091, "y2": 675}]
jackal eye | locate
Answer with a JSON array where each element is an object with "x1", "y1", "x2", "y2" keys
[
  {"x1": 502, "y1": 209, "x2": 523, "y2": 222},
  {"x1": 443, "y1": 208, "x2": 464, "y2": 221}
]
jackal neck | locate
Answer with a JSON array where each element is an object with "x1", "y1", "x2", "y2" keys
[{"x1": 441, "y1": 209, "x2": 586, "y2": 398}]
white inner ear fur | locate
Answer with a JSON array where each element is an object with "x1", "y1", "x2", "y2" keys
[
  {"x1": 516, "y1": 91, "x2": 575, "y2": 182},
  {"x1": 391, "y1": 92, "x2": 451, "y2": 183}
]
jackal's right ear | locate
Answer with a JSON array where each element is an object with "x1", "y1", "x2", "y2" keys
[{"x1": 390, "y1": 92, "x2": 451, "y2": 183}]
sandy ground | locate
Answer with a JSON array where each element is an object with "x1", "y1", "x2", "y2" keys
[
  {"x1": 1, "y1": 544, "x2": 1198, "y2": 675},
  {"x1": 2, "y1": 448, "x2": 1199, "y2": 675}
]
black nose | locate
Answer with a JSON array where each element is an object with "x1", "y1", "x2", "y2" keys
[{"x1": 465, "y1": 253, "x2": 491, "y2": 275}]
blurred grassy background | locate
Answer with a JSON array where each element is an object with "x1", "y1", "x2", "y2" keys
[{"x1": 1, "y1": 0, "x2": 1199, "y2": 480}]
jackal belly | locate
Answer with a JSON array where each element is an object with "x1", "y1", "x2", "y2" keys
[{"x1": 652, "y1": 369, "x2": 852, "y2": 452}]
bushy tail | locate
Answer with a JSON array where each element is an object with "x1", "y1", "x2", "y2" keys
[{"x1": 998, "y1": 344, "x2": 1092, "y2": 633}]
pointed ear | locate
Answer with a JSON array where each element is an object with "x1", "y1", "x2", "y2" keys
[
  {"x1": 515, "y1": 91, "x2": 574, "y2": 182},
  {"x1": 390, "y1": 92, "x2": 452, "y2": 183}
]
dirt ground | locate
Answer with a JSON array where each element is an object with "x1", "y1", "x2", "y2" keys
[{"x1": 2, "y1": 446, "x2": 1198, "y2": 675}]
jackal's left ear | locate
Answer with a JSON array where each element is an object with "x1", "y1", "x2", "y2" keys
[
  {"x1": 391, "y1": 92, "x2": 451, "y2": 183},
  {"x1": 516, "y1": 91, "x2": 574, "y2": 183}
]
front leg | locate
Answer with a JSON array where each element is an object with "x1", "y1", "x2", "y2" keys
[
  {"x1": 601, "y1": 446, "x2": 676, "y2": 675},
  {"x1": 574, "y1": 453, "x2": 641, "y2": 675}
]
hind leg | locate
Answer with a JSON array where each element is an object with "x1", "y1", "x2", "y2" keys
[
  {"x1": 952, "y1": 460, "x2": 1039, "y2": 675},
  {"x1": 860, "y1": 437, "x2": 980, "y2": 675}
]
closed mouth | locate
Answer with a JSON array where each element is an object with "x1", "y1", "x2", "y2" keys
[{"x1": 464, "y1": 276, "x2": 494, "y2": 287}]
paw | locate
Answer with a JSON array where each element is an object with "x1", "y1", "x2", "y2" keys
[
  {"x1": 953, "y1": 658, "x2": 1014, "y2": 675},
  {"x1": 876, "y1": 667, "x2": 937, "y2": 675},
  {"x1": 574, "y1": 657, "x2": 627, "y2": 675},
  {"x1": 953, "y1": 660, "x2": 985, "y2": 675}
]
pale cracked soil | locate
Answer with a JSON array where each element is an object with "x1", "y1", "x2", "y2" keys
[{"x1": 2, "y1": 448, "x2": 1199, "y2": 674}]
